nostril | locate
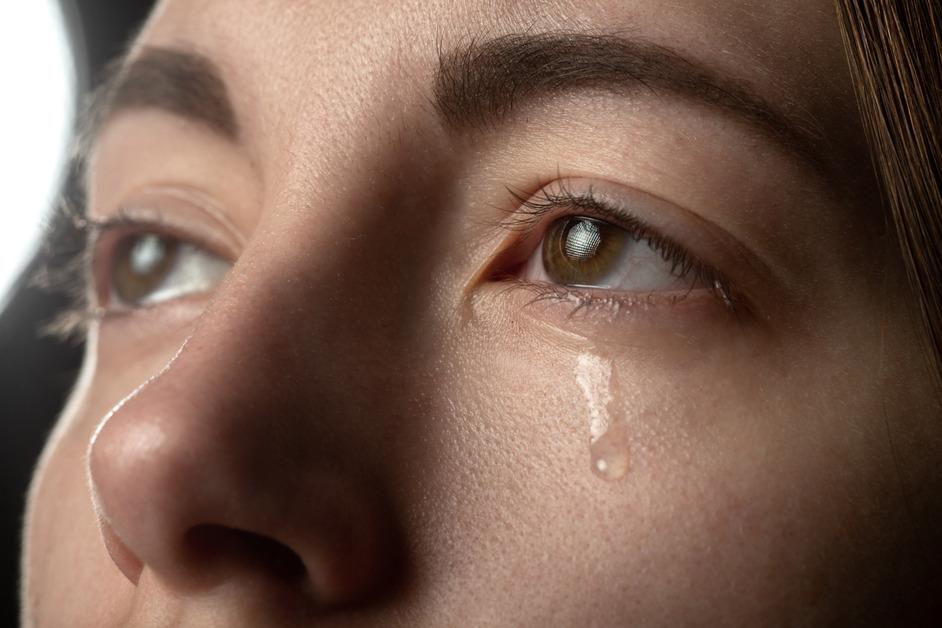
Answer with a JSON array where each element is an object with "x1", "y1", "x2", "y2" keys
[{"x1": 184, "y1": 525, "x2": 308, "y2": 584}]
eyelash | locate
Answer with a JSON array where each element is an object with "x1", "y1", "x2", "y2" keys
[
  {"x1": 40, "y1": 182, "x2": 740, "y2": 340},
  {"x1": 493, "y1": 181, "x2": 739, "y2": 314},
  {"x1": 40, "y1": 211, "x2": 179, "y2": 339}
]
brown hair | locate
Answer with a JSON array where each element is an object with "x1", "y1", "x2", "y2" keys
[{"x1": 836, "y1": 0, "x2": 942, "y2": 390}]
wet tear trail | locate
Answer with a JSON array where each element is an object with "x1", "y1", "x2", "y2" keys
[{"x1": 574, "y1": 353, "x2": 630, "y2": 481}]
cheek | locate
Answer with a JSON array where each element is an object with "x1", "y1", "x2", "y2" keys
[
  {"x1": 415, "y1": 309, "x2": 914, "y2": 623},
  {"x1": 24, "y1": 416, "x2": 135, "y2": 626},
  {"x1": 21, "y1": 287, "x2": 927, "y2": 624},
  {"x1": 23, "y1": 324, "x2": 187, "y2": 627}
]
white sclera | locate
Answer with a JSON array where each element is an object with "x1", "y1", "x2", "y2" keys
[{"x1": 135, "y1": 242, "x2": 230, "y2": 306}]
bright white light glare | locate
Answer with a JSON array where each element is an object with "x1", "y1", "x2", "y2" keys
[{"x1": 0, "y1": 1, "x2": 77, "y2": 310}]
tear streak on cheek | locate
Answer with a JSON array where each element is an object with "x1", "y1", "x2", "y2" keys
[{"x1": 575, "y1": 353, "x2": 630, "y2": 481}]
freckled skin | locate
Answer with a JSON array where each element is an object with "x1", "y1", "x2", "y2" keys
[{"x1": 22, "y1": 1, "x2": 942, "y2": 626}]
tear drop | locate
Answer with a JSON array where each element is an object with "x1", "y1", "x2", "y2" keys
[{"x1": 590, "y1": 420, "x2": 631, "y2": 481}]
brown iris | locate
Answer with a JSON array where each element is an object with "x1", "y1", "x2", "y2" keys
[
  {"x1": 542, "y1": 216, "x2": 629, "y2": 286},
  {"x1": 111, "y1": 234, "x2": 178, "y2": 304}
]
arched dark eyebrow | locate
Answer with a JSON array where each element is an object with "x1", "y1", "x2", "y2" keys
[
  {"x1": 89, "y1": 46, "x2": 238, "y2": 143},
  {"x1": 92, "y1": 34, "x2": 827, "y2": 173},
  {"x1": 434, "y1": 32, "x2": 828, "y2": 173}
]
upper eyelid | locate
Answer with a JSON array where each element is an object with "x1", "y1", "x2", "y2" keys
[
  {"x1": 500, "y1": 182, "x2": 645, "y2": 234},
  {"x1": 87, "y1": 211, "x2": 238, "y2": 264},
  {"x1": 88, "y1": 183, "x2": 248, "y2": 249}
]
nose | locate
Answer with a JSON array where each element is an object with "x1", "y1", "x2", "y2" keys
[{"x1": 86, "y1": 299, "x2": 401, "y2": 608}]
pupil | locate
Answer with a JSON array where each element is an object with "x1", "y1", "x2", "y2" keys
[
  {"x1": 563, "y1": 219, "x2": 602, "y2": 261},
  {"x1": 130, "y1": 235, "x2": 168, "y2": 276}
]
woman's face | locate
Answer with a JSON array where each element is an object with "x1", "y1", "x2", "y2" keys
[{"x1": 22, "y1": 0, "x2": 942, "y2": 625}]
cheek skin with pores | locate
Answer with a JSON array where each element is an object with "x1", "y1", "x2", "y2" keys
[
  {"x1": 488, "y1": 290, "x2": 764, "y2": 488},
  {"x1": 467, "y1": 282, "x2": 736, "y2": 488},
  {"x1": 572, "y1": 349, "x2": 695, "y2": 485}
]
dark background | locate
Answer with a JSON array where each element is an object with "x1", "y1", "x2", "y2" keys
[{"x1": 0, "y1": 1, "x2": 154, "y2": 623}]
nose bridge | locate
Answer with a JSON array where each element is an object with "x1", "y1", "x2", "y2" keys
[
  {"x1": 218, "y1": 138, "x2": 457, "y2": 401},
  {"x1": 234, "y1": 100, "x2": 460, "y2": 383},
  {"x1": 84, "y1": 100, "x2": 460, "y2": 612},
  {"x1": 84, "y1": 12, "x2": 467, "y2": 603},
  {"x1": 146, "y1": 0, "x2": 461, "y2": 371}
]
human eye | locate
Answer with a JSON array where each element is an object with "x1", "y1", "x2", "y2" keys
[
  {"x1": 487, "y1": 180, "x2": 738, "y2": 315},
  {"x1": 92, "y1": 222, "x2": 231, "y2": 311},
  {"x1": 523, "y1": 215, "x2": 703, "y2": 293}
]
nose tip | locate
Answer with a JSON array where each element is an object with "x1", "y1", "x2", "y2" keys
[{"x1": 86, "y1": 372, "x2": 399, "y2": 608}]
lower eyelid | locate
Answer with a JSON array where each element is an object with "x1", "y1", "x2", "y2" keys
[
  {"x1": 477, "y1": 279, "x2": 747, "y2": 345},
  {"x1": 512, "y1": 280, "x2": 717, "y2": 311}
]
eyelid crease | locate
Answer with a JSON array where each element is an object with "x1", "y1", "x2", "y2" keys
[
  {"x1": 87, "y1": 206, "x2": 238, "y2": 265},
  {"x1": 89, "y1": 183, "x2": 247, "y2": 253},
  {"x1": 134, "y1": 184, "x2": 247, "y2": 248}
]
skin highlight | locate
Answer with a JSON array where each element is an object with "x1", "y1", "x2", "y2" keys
[{"x1": 22, "y1": 1, "x2": 942, "y2": 626}]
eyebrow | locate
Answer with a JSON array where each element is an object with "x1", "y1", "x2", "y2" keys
[
  {"x1": 90, "y1": 47, "x2": 238, "y2": 142},
  {"x1": 433, "y1": 32, "x2": 828, "y2": 172},
  {"x1": 92, "y1": 34, "x2": 827, "y2": 173}
]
